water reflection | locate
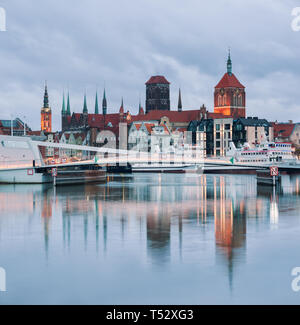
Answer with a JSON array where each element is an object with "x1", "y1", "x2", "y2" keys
[{"x1": 0, "y1": 173, "x2": 300, "y2": 299}]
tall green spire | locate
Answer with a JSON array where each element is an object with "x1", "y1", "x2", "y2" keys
[
  {"x1": 43, "y1": 81, "x2": 49, "y2": 109},
  {"x1": 227, "y1": 49, "x2": 232, "y2": 76},
  {"x1": 95, "y1": 92, "x2": 99, "y2": 114},
  {"x1": 66, "y1": 92, "x2": 71, "y2": 116},
  {"x1": 102, "y1": 88, "x2": 107, "y2": 115},
  {"x1": 83, "y1": 93, "x2": 88, "y2": 114},
  {"x1": 61, "y1": 92, "x2": 66, "y2": 115}
]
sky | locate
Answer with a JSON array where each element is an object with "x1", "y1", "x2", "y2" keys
[{"x1": 0, "y1": 0, "x2": 300, "y2": 131}]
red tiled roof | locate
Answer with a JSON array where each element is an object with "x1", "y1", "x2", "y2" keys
[
  {"x1": 145, "y1": 123, "x2": 155, "y2": 134},
  {"x1": 131, "y1": 109, "x2": 229, "y2": 123},
  {"x1": 135, "y1": 124, "x2": 142, "y2": 131},
  {"x1": 145, "y1": 76, "x2": 170, "y2": 85},
  {"x1": 131, "y1": 110, "x2": 202, "y2": 123},
  {"x1": 272, "y1": 123, "x2": 295, "y2": 138},
  {"x1": 215, "y1": 73, "x2": 245, "y2": 89},
  {"x1": 87, "y1": 113, "x2": 121, "y2": 128}
]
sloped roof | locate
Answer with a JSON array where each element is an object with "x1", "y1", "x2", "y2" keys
[
  {"x1": 145, "y1": 123, "x2": 155, "y2": 134},
  {"x1": 131, "y1": 109, "x2": 203, "y2": 123},
  {"x1": 237, "y1": 117, "x2": 270, "y2": 127},
  {"x1": 272, "y1": 123, "x2": 295, "y2": 138},
  {"x1": 87, "y1": 113, "x2": 121, "y2": 128},
  {"x1": 215, "y1": 73, "x2": 245, "y2": 89},
  {"x1": 146, "y1": 76, "x2": 170, "y2": 85}
]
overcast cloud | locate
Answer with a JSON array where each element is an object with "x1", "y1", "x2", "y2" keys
[{"x1": 0, "y1": 0, "x2": 299, "y2": 131}]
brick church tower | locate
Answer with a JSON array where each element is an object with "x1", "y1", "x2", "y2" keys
[
  {"x1": 145, "y1": 75, "x2": 170, "y2": 113},
  {"x1": 41, "y1": 82, "x2": 52, "y2": 132},
  {"x1": 214, "y1": 52, "x2": 246, "y2": 118}
]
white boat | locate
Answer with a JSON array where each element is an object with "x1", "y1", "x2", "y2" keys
[
  {"x1": 0, "y1": 135, "x2": 50, "y2": 184},
  {"x1": 0, "y1": 135, "x2": 107, "y2": 184},
  {"x1": 0, "y1": 166, "x2": 51, "y2": 184},
  {"x1": 226, "y1": 141, "x2": 299, "y2": 166}
]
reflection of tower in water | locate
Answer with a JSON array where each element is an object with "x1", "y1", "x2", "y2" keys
[
  {"x1": 214, "y1": 176, "x2": 246, "y2": 291},
  {"x1": 41, "y1": 188, "x2": 53, "y2": 259},
  {"x1": 147, "y1": 208, "x2": 171, "y2": 265},
  {"x1": 146, "y1": 175, "x2": 171, "y2": 265}
]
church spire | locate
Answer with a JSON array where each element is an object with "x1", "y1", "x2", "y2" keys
[
  {"x1": 119, "y1": 97, "x2": 124, "y2": 114},
  {"x1": 227, "y1": 49, "x2": 232, "y2": 76},
  {"x1": 83, "y1": 93, "x2": 88, "y2": 114},
  {"x1": 102, "y1": 88, "x2": 107, "y2": 115},
  {"x1": 178, "y1": 88, "x2": 182, "y2": 112},
  {"x1": 95, "y1": 91, "x2": 99, "y2": 114},
  {"x1": 43, "y1": 81, "x2": 49, "y2": 109},
  {"x1": 61, "y1": 92, "x2": 66, "y2": 115},
  {"x1": 66, "y1": 92, "x2": 71, "y2": 116}
]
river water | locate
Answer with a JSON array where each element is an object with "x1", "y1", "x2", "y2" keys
[{"x1": 0, "y1": 173, "x2": 300, "y2": 305}]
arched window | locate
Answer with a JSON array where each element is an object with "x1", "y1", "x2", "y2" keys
[
  {"x1": 233, "y1": 95, "x2": 237, "y2": 106},
  {"x1": 238, "y1": 95, "x2": 242, "y2": 106},
  {"x1": 223, "y1": 95, "x2": 227, "y2": 106}
]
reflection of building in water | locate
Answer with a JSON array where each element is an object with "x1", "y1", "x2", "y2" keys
[
  {"x1": 214, "y1": 176, "x2": 246, "y2": 290},
  {"x1": 147, "y1": 209, "x2": 171, "y2": 265}
]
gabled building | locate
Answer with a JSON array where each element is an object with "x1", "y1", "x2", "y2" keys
[{"x1": 128, "y1": 121, "x2": 172, "y2": 153}]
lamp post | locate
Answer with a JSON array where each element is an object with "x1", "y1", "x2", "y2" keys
[{"x1": 10, "y1": 114, "x2": 14, "y2": 136}]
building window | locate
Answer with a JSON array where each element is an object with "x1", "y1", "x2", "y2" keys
[
  {"x1": 218, "y1": 95, "x2": 222, "y2": 106},
  {"x1": 216, "y1": 141, "x2": 221, "y2": 148},
  {"x1": 215, "y1": 124, "x2": 220, "y2": 131}
]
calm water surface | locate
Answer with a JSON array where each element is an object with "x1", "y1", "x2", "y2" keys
[{"x1": 0, "y1": 173, "x2": 300, "y2": 305}]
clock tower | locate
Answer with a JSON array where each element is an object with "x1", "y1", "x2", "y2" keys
[
  {"x1": 41, "y1": 82, "x2": 52, "y2": 132},
  {"x1": 214, "y1": 52, "x2": 246, "y2": 118}
]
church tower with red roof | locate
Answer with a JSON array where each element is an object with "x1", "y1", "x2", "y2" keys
[{"x1": 214, "y1": 52, "x2": 246, "y2": 118}]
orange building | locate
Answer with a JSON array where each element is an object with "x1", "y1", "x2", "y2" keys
[
  {"x1": 214, "y1": 52, "x2": 246, "y2": 118},
  {"x1": 41, "y1": 83, "x2": 52, "y2": 132}
]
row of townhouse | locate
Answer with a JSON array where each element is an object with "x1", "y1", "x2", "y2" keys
[
  {"x1": 39, "y1": 118, "x2": 300, "y2": 162},
  {"x1": 128, "y1": 121, "x2": 185, "y2": 153}
]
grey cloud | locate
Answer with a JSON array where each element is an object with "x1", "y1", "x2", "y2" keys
[{"x1": 0, "y1": 0, "x2": 299, "y2": 130}]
